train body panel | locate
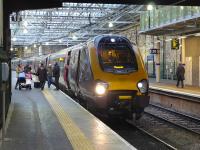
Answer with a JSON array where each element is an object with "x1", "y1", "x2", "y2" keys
[
  {"x1": 12, "y1": 34, "x2": 150, "y2": 120},
  {"x1": 65, "y1": 35, "x2": 149, "y2": 119}
]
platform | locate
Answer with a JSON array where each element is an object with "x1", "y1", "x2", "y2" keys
[
  {"x1": 149, "y1": 78, "x2": 200, "y2": 98},
  {"x1": 0, "y1": 74, "x2": 135, "y2": 150}
]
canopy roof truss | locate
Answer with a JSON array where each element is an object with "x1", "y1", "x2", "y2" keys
[{"x1": 10, "y1": 3, "x2": 143, "y2": 47}]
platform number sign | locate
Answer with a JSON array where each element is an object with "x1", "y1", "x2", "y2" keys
[
  {"x1": 150, "y1": 48, "x2": 159, "y2": 54},
  {"x1": 171, "y1": 38, "x2": 179, "y2": 50}
]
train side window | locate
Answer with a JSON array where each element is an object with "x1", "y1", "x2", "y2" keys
[
  {"x1": 79, "y1": 48, "x2": 92, "y2": 82},
  {"x1": 67, "y1": 51, "x2": 71, "y2": 65}
]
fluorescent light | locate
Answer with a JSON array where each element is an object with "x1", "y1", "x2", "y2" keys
[
  {"x1": 110, "y1": 38, "x2": 115, "y2": 42},
  {"x1": 23, "y1": 29, "x2": 28, "y2": 34},
  {"x1": 166, "y1": 39, "x2": 171, "y2": 41},
  {"x1": 195, "y1": 33, "x2": 200, "y2": 36},
  {"x1": 72, "y1": 35, "x2": 78, "y2": 40},
  {"x1": 108, "y1": 22, "x2": 113, "y2": 28},
  {"x1": 12, "y1": 37, "x2": 16, "y2": 41},
  {"x1": 180, "y1": 6, "x2": 184, "y2": 10},
  {"x1": 23, "y1": 21, "x2": 28, "y2": 27},
  {"x1": 147, "y1": 4, "x2": 153, "y2": 11},
  {"x1": 46, "y1": 42, "x2": 49, "y2": 45}
]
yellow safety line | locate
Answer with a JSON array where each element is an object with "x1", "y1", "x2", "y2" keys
[{"x1": 43, "y1": 90, "x2": 95, "y2": 150}]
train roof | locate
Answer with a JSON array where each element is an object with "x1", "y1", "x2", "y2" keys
[{"x1": 31, "y1": 34, "x2": 133, "y2": 60}]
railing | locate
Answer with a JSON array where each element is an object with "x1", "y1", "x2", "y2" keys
[{"x1": 140, "y1": 6, "x2": 200, "y2": 32}]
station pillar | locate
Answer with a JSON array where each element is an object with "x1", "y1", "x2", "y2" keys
[
  {"x1": 181, "y1": 38, "x2": 186, "y2": 65},
  {"x1": 155, "y1": 41, "x2": 160, "y2": 82}
]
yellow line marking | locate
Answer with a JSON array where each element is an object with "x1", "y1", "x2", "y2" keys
[{"x1": 43, "y1": 90, "x2": 95, "y2": 150}]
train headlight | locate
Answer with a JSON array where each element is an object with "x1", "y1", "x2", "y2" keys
[
  {"x1": 95, "y1": 82, "x2": 108, "y2": 96},
  {"x1": 137, "y1": 80, "x2": 148, "y2": 94}
]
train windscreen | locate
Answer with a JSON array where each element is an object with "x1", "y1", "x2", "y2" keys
[{"x1": 98, "y1": 40, "x2": 138, "y2": 73}]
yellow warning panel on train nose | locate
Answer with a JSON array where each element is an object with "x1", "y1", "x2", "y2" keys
[{"x1": 119, "y1": 96, "x2": 132, "y2": 100}]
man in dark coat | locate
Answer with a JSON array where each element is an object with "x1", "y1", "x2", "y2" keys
[
  {"x1": 53, "y1": 62, "x2": 60, "y2": 90},
  {"x1": 37, "y1": 63, "x2": 47, "y2": 90},
  {"x1": 176, "y1": 63, "x2": 185, "y2": 88}
]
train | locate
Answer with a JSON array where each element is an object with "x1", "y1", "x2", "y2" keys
[{"x1": 12, "y1": 34, "x2": 150, "y2": 120}]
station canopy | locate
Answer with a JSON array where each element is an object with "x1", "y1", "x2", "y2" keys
[{"x1": 10, "y1": 3, "x2": 144, "y2": 47}]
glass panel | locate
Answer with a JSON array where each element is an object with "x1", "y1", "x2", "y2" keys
[
  {"x1": 171, "y1": 6, "x2": 177, "y2": 22},
  {"x1": 140, "y1": 6, "x2": 200, "y2": 31},
  {"x1": 98, "y1": 37, "x2": 138, "y2": 73}
]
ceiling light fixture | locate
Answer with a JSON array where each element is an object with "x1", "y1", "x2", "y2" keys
[
  {"x1": 25, "y1": 46, "x2": 28, "y2": 50},
  {"x1": 23, "y1": 29, "x2": 28, "y2": 34},
  {"x1": 46, "y1": 42, "x2": 49, "y2": 45},
  {"x1": 12, "y1": 37, "x2": 17, "y2": 41},
  {"x1": 33, "y1": 44, "x2": 37, "y2": 48},
  {"x1": 165, "y1": 39, "x2": 172, "y2": 42},
  {"x1": 59, "y1": 39, "x2": 62, "y2": 43},
  {"x1": 72, "y1": 35, "x2": 78, "y2": 40},
  {"x1": 147, "y1": 4, "x2": 153, "y2": 11},
  {"x1": 108, "y1": 22, "x2": 113, "y2": 28},
  {"x1": 10, "y1": 47, "x2": 14, "y2": 51},
  {"x1": 195, "y1": 33, "x2": 200, "y2": 36},
  {"x1": 23, "y1": 21, "x2": 28, "y2": 27}
]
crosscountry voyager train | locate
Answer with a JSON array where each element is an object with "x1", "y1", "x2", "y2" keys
[{"x1": 12, "y1": 35, "x2": 150, "y2": 119}]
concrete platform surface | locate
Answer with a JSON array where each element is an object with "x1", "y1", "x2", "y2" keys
[
  {"x1": 0, "y1": 73, "x2": 135, "y2": 150},
  {"x1": 150, "y1": 78, "x2": 200, "y2": 98}
]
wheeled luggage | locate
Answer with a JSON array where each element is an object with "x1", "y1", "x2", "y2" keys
[{"x1": 34, "y1": 82, "x2": 40, "y2": 88}]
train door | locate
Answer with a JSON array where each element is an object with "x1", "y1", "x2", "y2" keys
[
  {"x1": 77, "y1": 47, "x2": 93, "y2": 97},
  {"x1": 64, "y1": 51, "x2": 71, "y2": 88},
  {"x1": 68, "y1": 49, "x2": 80, "y2": 93}
]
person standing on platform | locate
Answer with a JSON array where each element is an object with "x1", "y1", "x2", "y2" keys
[
  {"x1": 24, "y1": 64, "x2": 30, "y2": 73},
  {"x1": 37, "y1": 63, "x2": 47, "y2": 90},
  {"x1": 176, "y1": 63, "x2": 185, "y2": 88},
  {"x1": 53, "y1": 62, "x2": 60, "y2": 90},
  {"x1": 47, "y1": 64, "x2": 53, "y2": 88},
  {"x1": 15, "y1": 64, "x2": 23, "y2": 89}
]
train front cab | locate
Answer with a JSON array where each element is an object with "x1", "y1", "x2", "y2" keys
[{"x1": 88, "y1": 35, "x2": 150, "y2": 119}]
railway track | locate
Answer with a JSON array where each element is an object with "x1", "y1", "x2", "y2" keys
[
  {"x1": 59, "y1": 85, "x2": 176, "y2": 149},
  {"x1": 129, "y1": 104, "x2": 200, "y2": 149},
  {"x1": 60, "y1": 84, "x2": 200, "y2": 149},
  {"x1": 126, "y1": 119, "x2": 177, "y2": 150},
  {"x1": 146, "y1": 104, "x2": 200, "y2": 135}
]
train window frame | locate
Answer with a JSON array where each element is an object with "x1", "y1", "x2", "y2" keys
[
  {"x1": 97, "y1": 40, "x2": 138, "y2": 73},
  {"x1": 67, "y1": 51, "x2": 71, "y2": 65}
]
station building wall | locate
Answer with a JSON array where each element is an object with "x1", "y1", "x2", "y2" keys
[
  {"x1": 185, "y1": 36, "x2": 200, "y2": 87},
  {"x1": 117, "y1": 27, "x2": 184, "y2": 82}
]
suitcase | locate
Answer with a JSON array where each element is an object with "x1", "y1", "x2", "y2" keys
[{"x1": 34, "y1": 82, "x2": 40, "y2": 88}]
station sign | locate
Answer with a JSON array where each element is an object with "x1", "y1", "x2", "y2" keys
[
  {"x1": 149, "y1": 48, "x2": 159, "y2": 54},
  {"x1": 171, "y1": 38, "x2": 179, "y2": 50},
  {"x1": 147, "y1": 55, "x2": 154, "y2": 61}
]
